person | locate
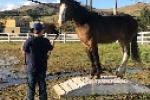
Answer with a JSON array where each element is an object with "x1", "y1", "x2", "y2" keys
[{"x1": 22, "y1": 23, "x2": 53, "y2": 100}]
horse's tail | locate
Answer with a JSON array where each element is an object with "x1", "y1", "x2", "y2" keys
[{"x1": 131, "y1": 33, "x2": 141, "y2": 62}]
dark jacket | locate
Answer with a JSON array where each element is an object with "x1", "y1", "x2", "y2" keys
[{"x1": 23, "y1": 36, "x2": 53, "y2": 72}]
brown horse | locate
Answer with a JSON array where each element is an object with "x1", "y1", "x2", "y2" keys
[
  {"x1": 30, "y1": 23, "x2": 59, "y2": 36},
  {"x1": 44, "y1": 23, "x2": 59, "y2": 40},
  {"x1": 58, "y1": 0, "x2": 140, "y2": 78}
]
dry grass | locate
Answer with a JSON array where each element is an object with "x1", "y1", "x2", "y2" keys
[{"x1": 0, "y1": 42, "x2": 149, "y2": 99}]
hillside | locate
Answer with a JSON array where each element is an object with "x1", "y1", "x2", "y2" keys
[
  {"x1": 0, "y1": 3, "x2": 59, "y2": 16},
  {"x1": 118, "y1": 2, "x2": 150, "y2": 16},
  {"x1": 0, "y1": 2, "x2": 150, "y2": 17},
  {"x1": 95, "y1": 2, "x2": 150, "y2": 16}
]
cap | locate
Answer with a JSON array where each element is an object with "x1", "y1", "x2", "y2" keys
[{"x1": 33, "y1": 23, "x2": 44, "y2": 32}]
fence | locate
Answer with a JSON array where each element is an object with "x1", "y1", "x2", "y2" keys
[
  {"x1": 137, "y1": 32, "x2": 150, "y2": 44},
  {"x1": 0, "y1": 32, "x2": 150, "y2": 44}
]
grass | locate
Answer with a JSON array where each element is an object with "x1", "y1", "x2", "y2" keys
[
  {"x1": 0, "y1": 42, "x2": 149, "y2": 99},
  {"x1": 0, "y1": 42, "x2": 149, "y2": 72}
]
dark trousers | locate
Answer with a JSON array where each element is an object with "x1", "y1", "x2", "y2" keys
[{"x1": 27, "y1": 70, "x2": 47, "y2": 100}]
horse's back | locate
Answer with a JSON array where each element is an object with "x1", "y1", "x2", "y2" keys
[
  {"x1": 91, "y1": 15, "x2": 138, "y2": 43},
  {"x1": 99, "y1": 15, "x2": 137, "y2": 32}
]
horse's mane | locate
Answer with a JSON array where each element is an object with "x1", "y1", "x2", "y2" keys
[
  {"x1": 68, "y1": 0, "x2": 101, "y2": 24},
  {"x1": 43, "y1": 23, "x2": 59, "y2": 34}
]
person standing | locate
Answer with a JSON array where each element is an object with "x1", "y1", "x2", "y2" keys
[{"x1": 22, "y1": 23, "x2": 53, "y2": 100}]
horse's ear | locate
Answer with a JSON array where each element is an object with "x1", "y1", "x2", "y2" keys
[
  {"x1": 61, "y1": 0, "x2": 72, "y2": 3},
  {"x1": 60, "y1": 0, "x2": 67, "y2": 3},
  {"x1": 60, "y1": 0, "x2": 63, "y2": 3}
]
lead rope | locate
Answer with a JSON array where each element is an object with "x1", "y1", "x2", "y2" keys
[
  {"x1": 50, "y1": 27, "x2": 61, "y2": 45},
  {"x1": 27, "y1": 0, "x2": 57, "y2": 8}
]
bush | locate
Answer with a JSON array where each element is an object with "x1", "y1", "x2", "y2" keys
[{"x1": 137, "y1": 8, "x2": 150, "y2": 31}]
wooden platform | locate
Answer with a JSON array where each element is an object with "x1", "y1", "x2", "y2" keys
[{"x1": 53, "y1": 75, "x2": 150, "y2": 98}]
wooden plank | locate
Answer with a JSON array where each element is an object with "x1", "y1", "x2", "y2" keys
[
  {"x1": 97, "y1": 78, "x2": 129, "y2": 84},
  {"x1": 66, "y1": 79, "x2": 79, "y2": 90},
  {"x1": 71, "y1": 77, "x2": 86, "y2": 87},
  {"x1": 53, "y1": 84, "x2": 66, "y2": 96},
  {"x1": 80, "y1": 76, "x2": 90, "y2": 83},
  {"x1": 53, "y1": 76, "x2": 150, "y2": 97},
  {"x1": 100, "y1": 75, "x2": 117, "y2": 79},
  {"x1": 59, "y1": 82, "x2": 72, "y2": 93}
]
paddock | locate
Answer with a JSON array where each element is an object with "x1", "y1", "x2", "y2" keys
[
  {"x1": 0, "y1": 0, "x2": 150, "y2": 99},
  {"x1": 0, "y1": 42, "x2": 150, "y2": 99}
]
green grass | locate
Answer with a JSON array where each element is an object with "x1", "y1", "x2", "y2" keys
[
  {"x1": 0, "y1": 42, "x2": 149, "y2": 82},
  {"x1": 0, "y1": 42, "x2": 149, "y2": 99},
  {"x1": 50, "y1": 42, "x2": 150, "y2": 72},
  {"x1": 0, "y1": 42, "x2": 149, "y2": 72}
]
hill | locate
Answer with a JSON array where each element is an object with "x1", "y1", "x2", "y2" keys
[
  {"x1": 95, "y1": 2, "x2": 150, "y2": 16},
  {"x1": 0, "y1": 3, "x2": 59, "y2": 16},
  {"x1": 118, "y1": 2, "x2": 150, "y2": 16},
  {"x1": 0, "y1": 2, "x2": 150, "y2": 17}
]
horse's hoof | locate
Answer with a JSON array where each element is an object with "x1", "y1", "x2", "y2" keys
[
  {"x1": 95, "y1": 75, "x2": 101, "y2": 79},
  {"x1": 90, "y1": 75, "x2": 95, "y2": 79},
  {"x1": 90, "y1": 68, "x2": 97, "y2": 78},
  {"x1": 116, "y1": 66, "x2": 126, "y2": 78},
  {"x1": 95, "y1": 70, "x2": 103, "y2": 79},
  {"x1": 116, "y1": 71, "x2": 124, "y2": 78}
]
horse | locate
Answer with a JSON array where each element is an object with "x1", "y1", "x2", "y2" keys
[
  {"x1": 30, "y1": 23, "x2": 59, "y2": 36},
  {"x1": 58, "y1": 0, "x2": 141, "y2": 79},
  {"x1": 43, "y1": 23, "x2": 59, "y2": 40}
]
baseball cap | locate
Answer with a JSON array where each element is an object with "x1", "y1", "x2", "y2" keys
[{"x1": 33, "y1": 23, "x2": 45, "y2": 32}]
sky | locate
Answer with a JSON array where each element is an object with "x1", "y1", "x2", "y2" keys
[{"x1": 0, "y1": 0, "x2": 150, "y2": 11}]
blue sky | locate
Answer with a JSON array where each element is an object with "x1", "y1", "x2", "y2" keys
[{"x1": 0, "y1": 0, "x2": 150, "y2": 11}]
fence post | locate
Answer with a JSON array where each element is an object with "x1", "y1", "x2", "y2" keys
[
  {"x1": 8, "y1": 33, "x2": 10, "y2": 42},
  {"x1": 141, "y1": 33, "x2": 144, "y2": 45},
  {"x1": 64, "y1": 32, "x2": 66, "y2": 43},
  {"x1": 27, "y1": 33, "x2": 29, "y2": 39},
  {"x1": 45, "y1": 33, "x2": 48, "y2": 38}
]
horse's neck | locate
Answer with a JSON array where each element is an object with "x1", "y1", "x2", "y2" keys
[
  {"x1": 72, "y1": 7, "x2": 90, "y2": 25},
  {"x1": 73, "y1": 16, "x2": 87, "y2": 25},
  {"x1": 72, "y1": 11, "x2": 100, "y2": 26},
  {"x1": 75, "y1": 23, "x2": 90, "y2": 35}
]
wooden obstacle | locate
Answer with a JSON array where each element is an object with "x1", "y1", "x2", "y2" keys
[{"x1": 53, "y1": 75, "x2": 150, "y2": 99}]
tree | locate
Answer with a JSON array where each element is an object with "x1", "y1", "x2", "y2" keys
[
  {"x1": 27, "y1": 9, "x2": 41, "y2": 21},
  {"x1": 137, "y1": 8, "x2": 150, "y2": 31}
]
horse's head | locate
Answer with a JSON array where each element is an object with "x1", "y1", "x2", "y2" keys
[
  {"x1": 44, "y1": 23, "x2": 59, "y2": 40},
  {"x1": 44, "y1": 23, "x2": 57, "y2": 34},
  {"x1": 58, "y1": 0, "x2": 79, "y2": 27}
]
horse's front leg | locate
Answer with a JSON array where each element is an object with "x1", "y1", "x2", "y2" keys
[
  {"x1": 86, "y1": 47, "x2": 96, "y2": 79},
  {"x1": 91, "y1": 45, "x2": 102, "y2": 79},
  {"x1": 116, "y1": 43, "x2": 130, "y2": 78},
  {"x1": 87, "y1": 46, "x2": 102, "y2": 78}
]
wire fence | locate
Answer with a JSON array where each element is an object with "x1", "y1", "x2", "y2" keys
[{"x1": 0, "y1": 31, "x2": 150, "y2": 44}]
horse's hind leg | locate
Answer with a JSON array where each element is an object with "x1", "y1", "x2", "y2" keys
[{"x1": 116, "y1": 42, "x2": 130, "y2": 78}]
